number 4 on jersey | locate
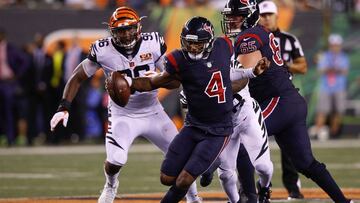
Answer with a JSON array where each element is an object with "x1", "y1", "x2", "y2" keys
[{"x1": 205, "y1": 71, "x2": 226, "y2": 103}]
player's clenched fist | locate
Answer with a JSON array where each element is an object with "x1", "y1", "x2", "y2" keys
[{"x1": 253, "y1": 57, "x2": 270, "y2": 76}]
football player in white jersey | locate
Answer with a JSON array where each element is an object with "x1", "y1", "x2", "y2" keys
[{"x1": 49, "y1": 6, "x2": 201, "y2": 203}]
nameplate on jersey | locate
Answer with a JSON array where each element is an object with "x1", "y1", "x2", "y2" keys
[{"x1": 140, "y1": 53, "x2": 152, "y2": 62}]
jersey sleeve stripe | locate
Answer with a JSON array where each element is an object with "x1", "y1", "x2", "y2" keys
[
  {"x1": 236, "y1": 33, "x2": 264, "y2": 47},
  {"x1": 167, "y1": 53, "x2": 179, "y2": 72},
  {"x1": 222, "y1": 36, "x2": 233, "y2": 55},
  {"x1": 262, "y1": 96, "x2": 279, "y2": 119}
]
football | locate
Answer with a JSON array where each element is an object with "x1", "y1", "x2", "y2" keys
[{"x1": 106, "y1": 71, "x2": 131, "y2": 107}]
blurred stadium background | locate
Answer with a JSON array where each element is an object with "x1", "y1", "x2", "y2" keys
[{"x1": 0, "y1": 0, "x2": 359, "y2": 202}]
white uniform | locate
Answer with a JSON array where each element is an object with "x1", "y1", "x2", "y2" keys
[
  {"x1": 84, "y1": 32, "x2": 177, "y2": 166},
  {"x1": 217, "y1": 55, "x2": 274, "y2": 203}
]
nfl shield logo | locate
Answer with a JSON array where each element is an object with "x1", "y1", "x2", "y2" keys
[{"x1": 129, "y1": 62, "x2": 135, "y2": 67}]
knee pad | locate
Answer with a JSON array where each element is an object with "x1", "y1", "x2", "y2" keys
[
  {"x1": 255, "y1": 163, "x2": 273, "y2": 177},
  {"x1": 299, "y1": 160, "x2": 326, "y2": 179},
  {"x1": 218, "y1": 168, "x2": 236, "y2": 182}
]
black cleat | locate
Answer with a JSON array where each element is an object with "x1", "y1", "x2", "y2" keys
[
  {"x1": 200, "y1": 172, "x2": 214, "y2": 187},
  {"x1": 256, "y1": 181, "x2": 271, "y2": 203},
  {"x1": 288, "y1": 190, "x2": 304, "y2": 200}
]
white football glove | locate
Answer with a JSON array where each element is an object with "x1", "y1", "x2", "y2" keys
[{"x1": 50, "y1": 111, "x2": 69, "y2": 131}]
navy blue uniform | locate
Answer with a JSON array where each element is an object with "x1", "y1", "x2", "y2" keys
[
  {"x1": 161, "y1": 37, "x2": 233, "y2": 178},
  {"x1": 235, "y1": 25, "x2": 297, "y2": 103},
  {"x1": 235, "y1": 25, "x2": 349, "y2": 203}
]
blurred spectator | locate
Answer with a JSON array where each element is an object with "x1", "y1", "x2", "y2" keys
[
  {"x1": 64, "y1": 37, "x2": 84, "y2": 81},
  {"x1": 64, "y1": 37, "x2": 87, "y2": 142},
  {"x1": 314, "y1": 34, "x2": 349, "y2": 140},
  {"x1": 356, "y1": 0, "x2": 360, "y2": 12},
  {"x1": 84, "y1": 72, "x2": 105, "y2": 141},
  {"x1": 25, "y1": 33, "x2": 53, "y2": 145},
  {"x1": 64, "y1": 0, "x2": 96, "y2": 9},
  {"x1": 0, "y1": 28, "x2": 29, "y2": 146},
  {"x1": 47, "y1": 40, "x2": 67, "y2": 144}
]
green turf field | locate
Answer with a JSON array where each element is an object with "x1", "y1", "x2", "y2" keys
[{"x1": 0, "y1": 140, "x2": 359, "y2": 199}]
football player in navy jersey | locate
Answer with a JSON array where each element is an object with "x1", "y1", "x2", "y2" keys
[
  {"x1": 220, "y1": 0, "x2": 352, "y2": 203},
  {"x1": 125, "y1": 16, "x2": 269, "y2": 203}
]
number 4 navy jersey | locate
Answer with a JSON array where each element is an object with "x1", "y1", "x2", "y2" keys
[
  {"x1": 234, "y1": 25, "x2": 297, "y2": 103},
  {"x1": 165, "y1": 37, "x2": 234, "y2": 136}
]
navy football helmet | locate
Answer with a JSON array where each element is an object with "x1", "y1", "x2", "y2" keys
[
  {"x1": 180, "y1": 16, "x2": 215, "y2": 60},
  {"x1": 221, "y1": 0, "x2": 259, "y2": 37}
]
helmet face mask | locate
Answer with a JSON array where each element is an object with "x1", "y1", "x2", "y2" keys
[
  {"x1": 181, "y1": 38, "x2": 210, "y2": 60},
  {"x1": 110, "y1": 24, "x2": 140, "y2": 49},
  {"x1": 221, "y1": 15, "x2": 245, "y2": 38},
  {"x1": 180, "y1": 16, "x2": 214, "y2": 60},
  {"x1": 221, "y1": 0, "x2": 259, "y2": 37}
]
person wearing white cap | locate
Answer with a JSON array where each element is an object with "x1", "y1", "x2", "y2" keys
[
  {"x1": 314, "y1": 33, "x2": 349, "y2": 140},
  {"x1": 258, "y1": 0, "x2": 308, "y2": 200}
]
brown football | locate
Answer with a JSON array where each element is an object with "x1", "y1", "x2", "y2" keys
[{"x1": 106, "y1": 71, "x2": 131, "y2": 107}]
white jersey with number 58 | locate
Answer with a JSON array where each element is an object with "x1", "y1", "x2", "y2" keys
[{"x1": 84, "y1": 32, "x2": 167, "y2": 117}]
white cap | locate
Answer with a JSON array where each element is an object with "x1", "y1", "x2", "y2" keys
[
  {"x1": 328, "y1": 34, "x2": 343, "y2": 45},
  {"x1": 259, "y1": 1, "x2": 278, "y2": 14}
]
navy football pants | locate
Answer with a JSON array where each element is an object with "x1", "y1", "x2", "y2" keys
[
  {"x1": 161, "y1": 126, "x2": 230, "y2": 178},
  {"x1": 261, "y1": 93, "x2": 347, "y2": 202},
  {"x1": 261, "y1": 94, "x2": 314, "y2": 172}
]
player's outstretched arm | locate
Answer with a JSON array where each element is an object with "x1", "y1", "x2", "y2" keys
[
  {"x1": 50, "y1": 59, "x2": 91, "y2": 131},
  {"x1": 130, "y1": 71, "x2": 180, "y2": 92},
  {"x1": 230, "y1": 57, "x2": 270, "y2": 81}
]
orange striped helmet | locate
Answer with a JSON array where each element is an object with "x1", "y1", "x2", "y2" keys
[{"x1": 108, "y1": 7, "x2": 142, "y2": 50}]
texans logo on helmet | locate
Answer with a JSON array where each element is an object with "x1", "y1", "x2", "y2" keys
[
  {"x1": 240, "y1": 0, "x2": 249, "y2": 5},
  {"x1": 202, "y1": 24, "x2": 213, "y2": 35}
]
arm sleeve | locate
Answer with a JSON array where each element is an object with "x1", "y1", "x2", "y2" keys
[
  {"x1": 164, "y1": 52, "x2": 179, "y2": 75},
  {"x1": 230, "y1": 67, "x2": 256, "y2": 81},
  {"x1": 154, "y1": 32, "x2": 167, "y2": 64},
  {"x1": 87, "y1": 43, "x2": 98, "y2": 63},
  {"x1": 234, "y1": 34, "x2": 262, "y2": 56},
  {"x1": 82, "y1": 58, "x2": 100, "y2": 77}
]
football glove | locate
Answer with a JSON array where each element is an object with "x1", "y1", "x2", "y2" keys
[
  {"x1": 50, "y1": 99, "x2": 71, "y2": 131},
  {"x1": 50, "y1": 111, "x2": 69, "y2": 131}
]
